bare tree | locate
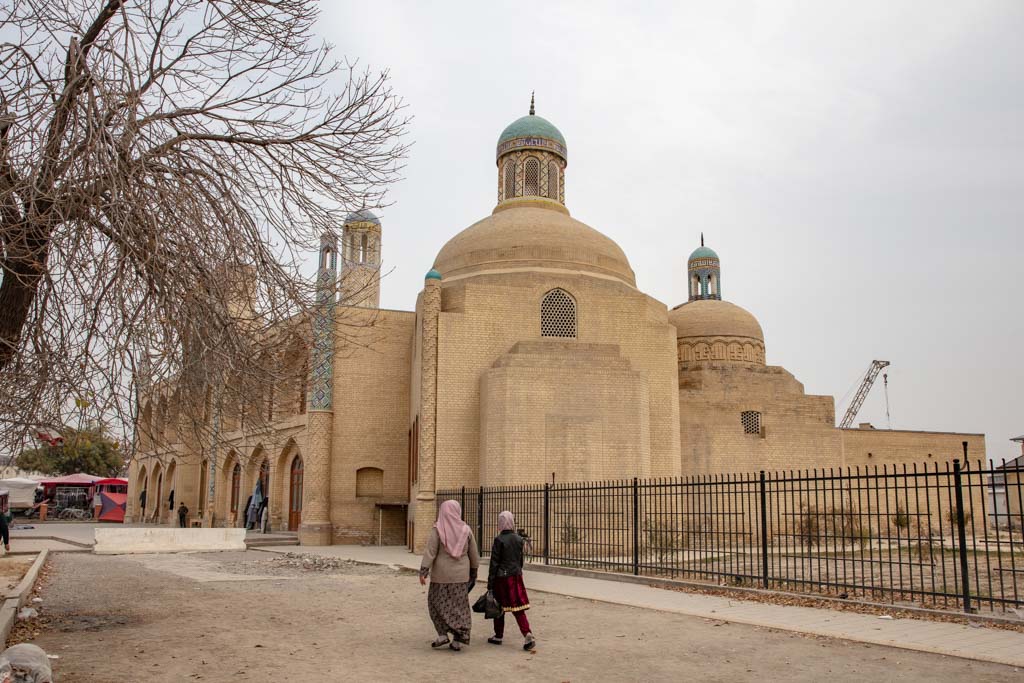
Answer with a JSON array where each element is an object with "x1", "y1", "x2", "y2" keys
[{"x1": 0, "y1": 0, "x2": 408, "y2": 456}]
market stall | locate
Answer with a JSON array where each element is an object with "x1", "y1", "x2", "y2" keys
[
  {"x1": 38, "y1": 473, "x2": 101, "y2": 521},
  {"x1": 0, "y1": 478, "x2": 42, "y2": 514}
]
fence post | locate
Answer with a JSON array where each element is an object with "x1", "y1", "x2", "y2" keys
[
  {"x1": 759, "y1": 470, "x2": 769, "y2": 589},
  {"x1": 953, "y1": 459, "x2": 972, "y2": 613},
  {"x1": 543, "y1": 483, "x2": 550, "y2": 566},
  {"x1": 460, "y1": 486, "x2": 465, "y2": 518},
  {"x1": 632, "y1": 477, "x2": 640, "y2": 576},
  {"x1": 477, "y1": 488, "x2": 484, "y2": 550}
]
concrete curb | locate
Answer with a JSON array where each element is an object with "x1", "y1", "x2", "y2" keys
[{"x1": 0, "y1": 550, "x2": 49, "y2": 645}]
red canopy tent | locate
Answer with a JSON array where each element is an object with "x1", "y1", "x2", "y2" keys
[{"x1": 39, "y1": 473, "x2": 101, "y2": 487}]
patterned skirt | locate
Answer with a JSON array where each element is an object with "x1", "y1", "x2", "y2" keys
[
  {"x1": 493, "y1": 574, "x2": 530, "y2": 613},
  {"x1": 427, "y1": 582, "x2": 472, "y2": 642}
]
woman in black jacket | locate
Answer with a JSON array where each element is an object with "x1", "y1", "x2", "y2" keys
[{"x1": 487, "y1": 511, "x2": 536, "y2": 650}]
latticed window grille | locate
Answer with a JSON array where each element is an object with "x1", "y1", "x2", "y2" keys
[
  {"x1": 524, "y1": 157, "x2": 540, "y2": 196},
  {"x1": 547, "y1": 161, "x2": 559, "y2": 199},
  {"x1": 741, "y1": 410, "x2": 761, "y2": 435},
  {"x1": 503, "y1": 161, "x2": 516, "y2": 200},
  {"x1": 541, "y1": 288, "x2": 577, "y2": 338}
]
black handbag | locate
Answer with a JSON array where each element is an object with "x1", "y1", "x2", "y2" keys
[{"x1": 472, "y1": 590, "x2": 502, "y2": 620}]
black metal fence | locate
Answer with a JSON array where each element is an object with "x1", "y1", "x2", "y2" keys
[{"x1": 438, "y1": 459, "x2": 1024, "y2": 614}]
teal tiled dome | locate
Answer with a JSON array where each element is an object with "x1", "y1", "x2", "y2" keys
[
  {"x1": 345, "y1": 209, "x2": 380, "y2": 225},
  {"x1": 425, "y1": 268, "x2": 442, "y2": 281},
  {"x1": 688, "y1": 245, "x2": 719, "y2": 261},
  {"x1": 498, "y1": 114, "x2": 566, "y2": 147}
]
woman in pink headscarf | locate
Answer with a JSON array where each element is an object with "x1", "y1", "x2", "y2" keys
[
  {"x1": 487, "y1": 510, "x2": 536, "y2": 650},
  {"x1": 419, "y1": 500, "x2": 480, "y2": 651}
]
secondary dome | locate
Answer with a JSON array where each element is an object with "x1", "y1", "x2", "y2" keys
[
  {"x1": 496, "y1": 94, "x2": 567, "y2": 163},
  {"x1": 669, "y1": 300, "x2": 763, "y2": 342},
  {"x1": 669, "y1": 299, "x2": 766, "y2": 366},
  {"x1": 688, "y1": 245, "x2": 718, "y2": 261},
  {"x1": 498, "y1": 115, "x2": 566, "y2": 147},
  {"x1": 432, "y1": 200, "x2": 635, "y2": 286}
]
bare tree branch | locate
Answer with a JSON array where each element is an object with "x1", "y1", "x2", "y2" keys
[{"x1": 0, "y1": 0, "x2": 408, "y2": 458}]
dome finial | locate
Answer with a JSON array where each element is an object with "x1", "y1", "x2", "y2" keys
[
  {"x1": 529, "y1": 91, "x2": 535, "y2": 116},
  {"x1": 701, "y1": 232, "x2": 704, "y2": 247}
]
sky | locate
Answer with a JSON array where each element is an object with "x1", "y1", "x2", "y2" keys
[{"x1": 316, "y1": 1, "x2": 1023, "y2": 461}]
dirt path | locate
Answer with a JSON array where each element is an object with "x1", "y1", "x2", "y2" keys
[{"x1": 12, "y1": 552, "x2": 1020, "y2": 682}]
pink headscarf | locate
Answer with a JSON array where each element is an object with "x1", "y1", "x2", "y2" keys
[
  {"x1": 435, "y1": 500, "x2": 472, "y2": 558},
  {"x1": 498, "y1": 510, "x2": 515, "y2": 532}
]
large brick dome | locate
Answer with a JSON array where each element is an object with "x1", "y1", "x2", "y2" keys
[{"x1": 432, "y1": 199, "x2": 635, "y2": 286}]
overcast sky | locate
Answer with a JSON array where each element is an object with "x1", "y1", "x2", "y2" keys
[{"x1": 318, "y1": 1, "x2": 1023, "y2": 460}]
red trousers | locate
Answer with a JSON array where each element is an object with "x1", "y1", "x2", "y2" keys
[{"x1": 494, "y1": 610, "x2": 531, "y2": 638}]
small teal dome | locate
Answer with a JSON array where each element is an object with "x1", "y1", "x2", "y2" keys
[
  {"x1": 498, "y1": 114, "x2": 566, "y2": 147},
  {"x1": 688, "y1": 245, "x2": 719, "y2": 261},
  {"x1": 425, "y1": 268, "x2": 442, "y2": 281},
  {"x1": 345, "y1": 209, "x2": 380, "y2": 225}
]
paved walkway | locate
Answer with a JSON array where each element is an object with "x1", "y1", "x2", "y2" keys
[{"x1": 256, "y1": 544, "x2": 1024, "y2": 669}]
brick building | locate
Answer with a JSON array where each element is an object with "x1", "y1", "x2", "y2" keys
[{"x1": 127, "y1": 101, "x2": 984, "y2": 549}]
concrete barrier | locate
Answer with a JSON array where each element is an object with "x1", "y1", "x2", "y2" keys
[{"x1": 93, "y1": 528, "x2": 246, "y2": 555}]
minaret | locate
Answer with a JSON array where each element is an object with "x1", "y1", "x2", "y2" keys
[
  {"x1": 300, "y1": 232, "x2": 337, "y2": 545},
  {"x1": 687, "y1": 233, "x2": 722, "y2": 301},
  {"x1": 495, "y1": 94, "x2": 567, "y2": 204},
  {"x1": 340, "y1": 210, "x2": 381, "y2": 308}
]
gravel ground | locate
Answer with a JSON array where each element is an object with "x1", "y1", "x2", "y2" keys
[{"x1": 9, "y1": 551, "x2": 1022, "y2": 682}]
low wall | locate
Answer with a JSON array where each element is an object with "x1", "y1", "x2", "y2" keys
[{"x1": 93, "y1": 528, "x2": 246, "y2": 555}]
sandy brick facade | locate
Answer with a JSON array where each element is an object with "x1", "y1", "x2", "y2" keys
[{"x1": 127, "y1": 106, "x2": 987, "y2": 553}]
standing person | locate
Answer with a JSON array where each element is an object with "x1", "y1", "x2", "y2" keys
[
  {"x1": 259, "y1": 497, "x2": 269, "y2": 534},
  {"x1": 177, "y1": 502, "x2": 189, "y2": 528},
  {"x1": 487, "y1": 511, "x2": 536, "y2": 650},
  {"x1": 139, "y1": 488, "x2": 147, "y2": 521},
  {"x1": 0, "y1": 508, "x2": 9, "y2": 553},
  {"x1": 419, "y1": 500, "x2": 479, "y2": 651}
]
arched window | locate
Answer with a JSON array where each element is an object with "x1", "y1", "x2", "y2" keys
[
  {"x1": 360, "y1": 233, "x2": 367, "y2": 263},
  {"x1": 691, "y1": 275, "x2": 700, "y2": 297},
  {"x1": 230, "y1": 463, "x2": 241, "y2": 513},
  {"x1": 524, "y1": 157, "x2": 540, "y2": 196},
  {"x1": 708, "y1": 273, "x2": 716, "y2": 296},
  {"x1": 540, "y1": 288, "x2": 577, "y2": 338},
  {"x1": 547, "y1": 161, "x2": 559, "y2": 199},
  {"x1": 503, "y1": 160, "x2": 516, "y2": 200}
]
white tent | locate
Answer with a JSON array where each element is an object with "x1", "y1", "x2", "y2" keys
[{"x1": 0, "y1": 477, "x2": 42, "y2": 509}]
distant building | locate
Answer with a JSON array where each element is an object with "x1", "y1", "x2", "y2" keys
[{"x1": 127, "y1": 99, "x2": 985, "y2": 550}]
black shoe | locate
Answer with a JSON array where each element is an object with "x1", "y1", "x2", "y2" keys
[
  {"x1": 449, "y1": 641, "x2": 463, "y2": 652},
  {"x1": 487, "y1": 637, "x2": 503, "y2": 645},
  {"x1": 431, "y1": 637, "x2": 450, "y2": 649},
  {"x1": 523, "y1": 633, "x2": 536, "y2": 651}
]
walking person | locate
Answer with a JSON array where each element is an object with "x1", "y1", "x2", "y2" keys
[
  {"x1": 419, "y1": 500, "x2": 479, "y2": 651},
  {"x1": 487, "y1": 511, "x2": 536, "y2": 650},
  {"x1": 177, "y1": 502, "x2": 189, "y2": 528}
]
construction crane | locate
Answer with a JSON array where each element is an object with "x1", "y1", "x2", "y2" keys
[{"x1": 838, "y1": 360, "x2": 890, "y2": 429}]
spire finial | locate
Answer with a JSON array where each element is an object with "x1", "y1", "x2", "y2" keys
[
  {"x1": 529, "y1": 91, "x2": 535, "y2": 116},
  {"x1": 701, "y1": 232, "x2": 704, "y2": 247}
]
